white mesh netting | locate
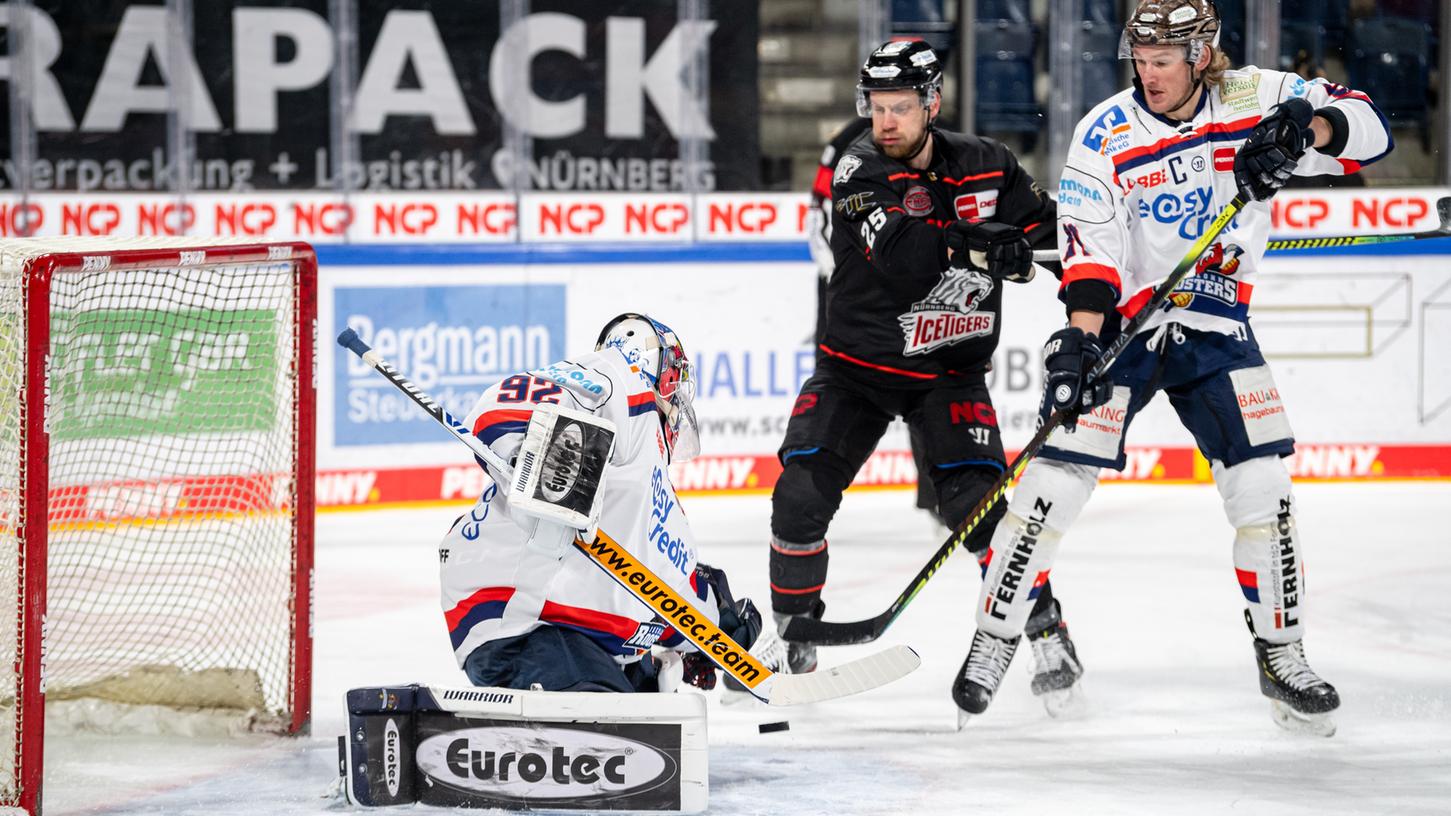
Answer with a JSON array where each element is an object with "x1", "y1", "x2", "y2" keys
[
  {"x1": 0, "y1": 238, "x2": 307, "y2": 807},
  {"x1": 0, "y1": 244, "x2": 27, "y2": 807}
]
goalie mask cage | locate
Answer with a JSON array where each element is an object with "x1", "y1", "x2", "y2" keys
[{"x1": 0, "y1": 237, "x2": 316, "y2": 814}]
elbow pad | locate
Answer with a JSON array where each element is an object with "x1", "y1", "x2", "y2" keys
[
  {"x1": 1314, "y1": 105, "x2": 1350, "y2": 157},
  {"x1": 1063, "y1": 279, "x2": 1117, "y2": 316}
]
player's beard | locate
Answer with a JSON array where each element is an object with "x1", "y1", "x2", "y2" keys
[{"x1": 876, "y1": 123, "x2": 932, "y2": 163}]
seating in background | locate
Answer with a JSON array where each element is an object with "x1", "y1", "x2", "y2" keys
[
  {"x1": 976, "y1": 0, "x2": 1031, "y2": 23},
  {"x1": 1346, "y1": 15, "x2": 1433, "y2": 146},
  {"x1": 1280, "y1": 20, "x2": 1326, "y2": 74},
  {"x1": 1077, "y1": 19, "x2": 1121, "y2": 121},
  {"x1": 1213, "y1": 0, "x2": 1247, "y2": 65},
  {"x1": 1083, "y1": 0, "x2": 1119, "y2": 26},
  {"x1": 975, "y1": 17, "x2": 1041, "y2": 133}
]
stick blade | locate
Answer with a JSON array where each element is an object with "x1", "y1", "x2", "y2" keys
[
  {"x1": 781, "y1": 612, "x2": 890, "y2": 646},
  {"x1": 765, "y1": 645, "x2": 921, "y2": 706}
]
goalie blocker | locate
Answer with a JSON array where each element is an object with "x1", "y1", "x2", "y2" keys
[
  {"x1": 340, "y1": 684, "x2": 707, "y2": 812},
  {"x1": 507, "y1": 402, "x2": 615, "y2": 531}
]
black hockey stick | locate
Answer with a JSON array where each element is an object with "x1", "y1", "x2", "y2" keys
[
  {"x1": 1027, "y1": 195, "x2": 1451, "y2": 263},
  {"x1": 784, "y1": 193, "x2": 1250, "y2": 647}
]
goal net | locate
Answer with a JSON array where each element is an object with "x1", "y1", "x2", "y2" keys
[{"x1": 0, "y1": 237, "x2": 315, "y2": 814}]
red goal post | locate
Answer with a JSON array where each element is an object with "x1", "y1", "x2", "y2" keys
[{"x1": 0, "y1": 237, "x2": 316, "y2": 815}]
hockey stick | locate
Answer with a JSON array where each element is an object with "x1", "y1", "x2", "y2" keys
[
  {"x1": 336, "y1": 329, "x2": 920, "y2": 705},
  {"x1": 1026, "y1": 195, "x2": 1451, "y2": 263},
  {"x1": 785, "y1": 193, "x2": 1250, "y2": 647},
  {"x1": 1264, "y1": 195, "x2": 1451, "y2": 251}
]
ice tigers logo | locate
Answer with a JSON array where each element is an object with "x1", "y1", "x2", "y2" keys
[
  {"x1": 833, "y1": 154, "x2": 863, "y2": 186},
  {"x1": 898, "y1": 266, "x2": 997, "y2": 355}
]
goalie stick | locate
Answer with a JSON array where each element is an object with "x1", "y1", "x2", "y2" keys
[
  {"x1": 785, "y1": 194, "x2": 1250, "y2": 647},
  {"x1": 335, "y1": 328, "x2": 920, "y2": 705},
  {"x1": 1027, "y1": 194, "x2": 1451, "y2": 264}
]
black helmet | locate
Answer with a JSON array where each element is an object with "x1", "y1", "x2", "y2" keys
[{"x1": 855, "y1": 39, "x2": 944, "y2": 117}]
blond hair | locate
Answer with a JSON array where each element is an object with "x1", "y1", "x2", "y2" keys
[{"x1": 1201, "y1": 48, "x2": 1232, "y2": 88}]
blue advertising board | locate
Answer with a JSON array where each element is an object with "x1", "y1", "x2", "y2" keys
[{"x1": 335, "y1": 284, "x2": 566, "y2": 446}]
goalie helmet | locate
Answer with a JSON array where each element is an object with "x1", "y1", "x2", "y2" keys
[
  {"x1": 595, "y1": 313, "x2": 700, "y2": 462},
  {"x1": 1119, "y1": 0, "x2": 1221, "y2": 63},
  {"x1": 855, "y1": 39, "x2": 943, "y2": 118}
]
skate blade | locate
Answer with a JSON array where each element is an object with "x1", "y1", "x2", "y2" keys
[
  {"x1": 1040, "y1": 683, "x2": 1088, "y2": 719},
  {"x1": 1270, "y1": 700, "x2": 1336, "y2": 737},
  {"x1": 956, "y1": 709, "x2": 974, "y2": 731}
]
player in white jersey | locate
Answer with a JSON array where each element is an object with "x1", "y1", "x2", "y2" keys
[
  {"x1": 439, "y1": 313, "x2": 768, "y2": 693},
  {"x1": 952, "y1": 0, "x2": 1391, "y2": 736}
]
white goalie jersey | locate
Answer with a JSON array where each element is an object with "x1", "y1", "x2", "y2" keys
[
  {"x1": 1057, "y1": 66, "x2": 1392, "y2": 336},
  {"x1": 439, "y1": 346, "x2": 715, "y2": 668}
]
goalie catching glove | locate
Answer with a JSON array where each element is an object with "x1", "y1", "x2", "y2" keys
[{"x1": 506, "y1": 402, "x2": 616, "y2": 531}]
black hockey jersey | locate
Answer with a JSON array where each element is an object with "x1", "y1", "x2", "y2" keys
[{"x1": 824, "y1": 127, "x2": 1055, "y2": 383}]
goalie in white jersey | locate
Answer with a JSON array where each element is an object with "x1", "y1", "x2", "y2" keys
[
  {"x1": 953, "y1": 0, "x2": 1391, "y2": 735},
  {"x1": 439, "y1": 313, "x2": 767, "y2": 693}
]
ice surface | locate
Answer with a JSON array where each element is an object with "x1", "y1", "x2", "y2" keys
[{"x1": 45, "y1": 482, "x2": 1451, "y2": 815}]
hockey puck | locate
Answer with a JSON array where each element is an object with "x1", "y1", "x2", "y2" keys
[{"x1": 758, "y1": 721, "x2": 790, "y2": 734}]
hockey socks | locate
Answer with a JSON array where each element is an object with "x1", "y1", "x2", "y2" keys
[{"x1": 769, "y1": 536, "x2": 828, "y2": 616}]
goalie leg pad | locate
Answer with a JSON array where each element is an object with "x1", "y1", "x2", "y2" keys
[
  {"x1": 1218, "y1": 457, "x2": 1305, "y2": 642},
  {"x1": 341, "y1": 684, "x2": 708, "y2": 812}
]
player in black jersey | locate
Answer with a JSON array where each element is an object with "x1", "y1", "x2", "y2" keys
[
  {"x1": 807, "y1": 116, "x2": 955, "y2": 524},
  {"x1": 769, "y1": 40, "x2": 1084, "y2": 716}
]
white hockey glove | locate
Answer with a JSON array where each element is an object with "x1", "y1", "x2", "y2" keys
[{"x1": 505, "y1": 402, "x2": 616, "y2": 531}]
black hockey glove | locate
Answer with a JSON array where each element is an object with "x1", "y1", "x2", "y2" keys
[
  {"x1": 1234, "y1": 97, "x2": 1315, "y2": 202},
  {"x1": 681, "y1": 651, "x2": 718, "y2": 690},
  {"x1": 679, "y1": 597, "x2": 761, "y2": 691},
  {"x1": 944, "y1": 220, "x2": 1034, "y2": 283},
  {"x1": 1043, "y1": 326, "x2": 1113, "y2": 430},
  {"x1": 718, "y1": 597, "x2": 763, "y2": 650}
]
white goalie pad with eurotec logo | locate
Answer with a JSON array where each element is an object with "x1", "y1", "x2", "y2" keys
[{"x1": 340, "y1": 684, "x2": 707, "y2": 812}]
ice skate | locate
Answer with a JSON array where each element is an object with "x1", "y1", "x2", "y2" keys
[
  {"x1": 952, "y1": 629, "x2": 1020, "y2": 729},
  {"x1": 773, "y1": 601, "x2": 825, "y2": 674},
  {"x1": 1254, "y1": 638, "x2": 1339, "y2": 737},
  {"x1": 1026, "y1": 615, "x2": 1086, "y2": 718}
]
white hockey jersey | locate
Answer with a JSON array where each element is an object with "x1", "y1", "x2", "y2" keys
[
  {"x1": 439, "y1": 347, "x2": 713, "y2": 668},
  {"x1": 1057, "y1": 67, "x2": 1392, "y2": 335}
]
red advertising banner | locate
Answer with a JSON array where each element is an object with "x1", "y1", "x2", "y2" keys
[
  {"x1": 3, "y1": 188, "x2": 1444, "y2": 242},
  {"x1": 308, "y1": 444, "x2": 1451, "y2": 512}
]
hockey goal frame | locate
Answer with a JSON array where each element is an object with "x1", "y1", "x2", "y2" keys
[{"x1": 8, "y1": 240, "x2": 316, "y2": 815}]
